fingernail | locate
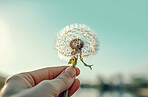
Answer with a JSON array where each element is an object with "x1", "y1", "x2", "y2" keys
[{"x1": 64, "y1": 67, "x2": 76, "y2": 78}]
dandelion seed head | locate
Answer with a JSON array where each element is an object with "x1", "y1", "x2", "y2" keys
[
  {"x1": 56, "y1": 24, "x2": 98, "y2": 60},
  {"x1": 70, "y1": 39, "x2": 84, "y2": 50}
]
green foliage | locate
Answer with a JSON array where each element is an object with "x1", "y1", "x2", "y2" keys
[
  {"x1": 0, "y1": 81, "x2": 5, "y2": 89},
  {"x1": 130, "y1": 77, "x2": 148, "y2": 88},
  {"x1": 0, "y1": 76, "x2": 6, "y2": 89}
]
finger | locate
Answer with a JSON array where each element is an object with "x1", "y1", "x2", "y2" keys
[
  {"x1": 75, "y1": 67, "x2": 80, "y2": 76},
  {"x1": 27, "y1": 66, "x2": 68, "y2": 85},
  {"x1": 6, "y1": 66, "x2": 80, "y2": 87},
  {"x1": 29, "y1": 67, "x2": 76, "y2": 97},
  {"x1": 58, "y1": 79, "x2": 80, "y2": 97},
  {"x1": 26, "y1": 66, "x2": 80, "y2": 86},
  {"x1": 68, "y1": 79, "x2": 80, "y2": 97}
]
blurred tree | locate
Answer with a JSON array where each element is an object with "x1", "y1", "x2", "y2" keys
[{"x1": 130, "y1": 77, "x2": 148, "y2": 88}]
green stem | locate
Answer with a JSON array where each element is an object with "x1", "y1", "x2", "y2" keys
[
  {"x1": 63, "y1": 56, "x2": 77, "y2": 97},
  {"x1": 63, "y1": 89, "x2": 69, "y2": 97}
]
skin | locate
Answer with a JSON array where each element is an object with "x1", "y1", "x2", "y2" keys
[{"x1": 0, "y1": 66, "x2": 80, "y2": 97}]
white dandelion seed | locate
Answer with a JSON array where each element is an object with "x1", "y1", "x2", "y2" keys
[{"x1": 56, "y1": 24, "x2": 98, "y2": 61}]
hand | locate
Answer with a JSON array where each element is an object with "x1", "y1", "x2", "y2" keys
[{"x1": 0, "y1": 66, "x2": 80, "y2": 97}]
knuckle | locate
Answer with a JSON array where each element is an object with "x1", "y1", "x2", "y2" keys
[
  {"x1": 6, "y1": 73, "x2": 29, "y2": 83},
  {"x1": 41, "y1": 80, "x2": 56, "y2": 91},
  {"x1": 6, "y1": 75, "x2": 21, "y2": 83},
  {"x1": 41, "y1": 80, "x2": 59, "y2": 97},
  {"x1": 58, "y1": 74, "x2": 70, "y2": 86},
  {"x1": 41, "y1": 80, "x2": 52, "y2": 87}
]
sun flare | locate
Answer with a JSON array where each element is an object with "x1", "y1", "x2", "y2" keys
[{"x1": 0, "y1": 18, "x2": 9, "y2": 55}]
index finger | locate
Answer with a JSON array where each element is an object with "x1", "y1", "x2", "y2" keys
[{"x1": 26, "y1": 66, "x2": 80, "y2": 86}]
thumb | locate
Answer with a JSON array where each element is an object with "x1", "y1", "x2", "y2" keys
[
  {"x1": 31, "y1": 67, "x2": 76, "y2": 97},
  {"x1": 49, "y1": 67, "x2": 76, "y2": 96}
]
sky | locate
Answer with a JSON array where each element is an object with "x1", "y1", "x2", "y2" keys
[{"x1": 0, "y1": 0, "x2": 148, "y2": 82}]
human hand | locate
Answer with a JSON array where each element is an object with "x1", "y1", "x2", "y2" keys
[{"x1": 0, "y1": 66, "x2": 80, "y2": 97}]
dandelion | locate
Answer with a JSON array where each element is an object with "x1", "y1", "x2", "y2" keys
[
  {"x1": 56, "y1": 24, "x2": 98, "y2": 70},
  {"x1": 56, "y1": 24, "x2": 98, "y2": 97}
]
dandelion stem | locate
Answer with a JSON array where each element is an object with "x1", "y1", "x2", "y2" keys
[
  {"x1": 63, "y1": 89, "x2": 69, "y2": 97},
  {"x1": 63, "y1": 55, "x2": 77, "y2": 97},
  {"x1": 80, "y1": 50, "x2": 93, "y2": 70}
]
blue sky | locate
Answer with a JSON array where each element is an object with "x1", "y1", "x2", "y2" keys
[{"x1": 0, "y1": 0, "x2": 148, "y2": 81}]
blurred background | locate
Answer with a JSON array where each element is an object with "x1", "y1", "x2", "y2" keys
[{"x1": 0, "y1": 0, "x2": 148, "y2": 97}]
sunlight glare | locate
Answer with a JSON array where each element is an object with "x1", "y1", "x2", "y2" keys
[{"x1": 0, "y1": 18, "x2": 9, "y2": 56}]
